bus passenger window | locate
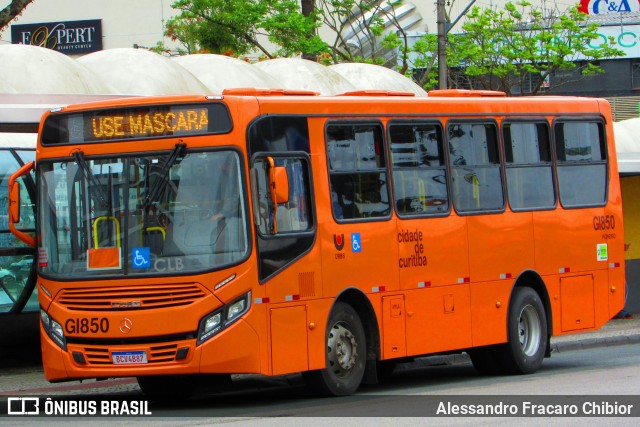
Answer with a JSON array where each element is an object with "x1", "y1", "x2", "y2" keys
[
  {"x1": 449, "y1": 122, "x2": 504, "y2": 213},
  {"x1": 555, "y1": 121, "x2": 607, "y2": 207},
  {"x1": 389, "y1": 122, "x2": 449, "y2": 216},
  {"x1": 503, "y1": 122, "x2": 555, "y2": 211},
  {"x1": 326, "y1": 123, "x2": 390, "y2": 220}
]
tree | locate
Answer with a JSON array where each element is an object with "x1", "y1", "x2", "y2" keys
[
  {"x1": 157, "y1": 0, "x2": 325, "y2": 58},
  {"x1": 0, "y1": 0, "x2": 33, "y2": 31},
  {"x1": 158, "y1": 0, "x2": 418, "y2": 70},
  {"x1": 446, "y1": 1, "x2": 625, "y2": 95},
  {"x1": 300, "y1": 0, "x2": 317, "y2": 61},
  {"x1": 315, "y1": 0, "x2": 414, "y2": 69}
]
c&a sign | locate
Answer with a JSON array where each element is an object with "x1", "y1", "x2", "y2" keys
[
  {"x1": 10, "y1": 19, "x2": 102, "y2": 55},
  {"x1": 580, "y1": 0, "x2": 640, "y2": 14}
]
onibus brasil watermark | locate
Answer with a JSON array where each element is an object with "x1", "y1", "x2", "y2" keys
[{"x1": 6, "y1": 397, "x2": 151, "y2": 416}]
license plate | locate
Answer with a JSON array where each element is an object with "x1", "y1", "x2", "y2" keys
[{"x1": 112, "y1": 351, "x2": 148, "y2": 365}]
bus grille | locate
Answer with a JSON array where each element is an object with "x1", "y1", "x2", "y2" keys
[
  {"x1": 57, "y1": 284, "x2": 206, "y2": 311},
  {"x1": 82, "y1": 344, "x2": 179, "y2": 365}
]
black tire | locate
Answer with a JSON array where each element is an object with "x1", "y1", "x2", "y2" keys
[
  {"x1": 467, "y1": 346, "x2": 501, "y2": 375},
  {"x1": 137, "y1": 374, "x2": 231, "y2": 402},
  {"x1": 376, "y1": 360, "x2": 398, "y2": 383},
  {"x1": 497, "y1": 287, "x2": 547, "y2": 374},
  {"x1": 303, "y1": 302, "x2": 366, "y2": 396}
]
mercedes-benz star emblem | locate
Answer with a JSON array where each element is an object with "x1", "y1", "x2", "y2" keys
[{"x1": 119, "y1": 318, "x2": 133, "y2": 334}]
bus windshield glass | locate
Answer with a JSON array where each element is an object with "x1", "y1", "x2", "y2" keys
[{"x1": 37, "y1": 149, "x2": 248, "y2": 278}]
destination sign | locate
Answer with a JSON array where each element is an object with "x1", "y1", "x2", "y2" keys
[{"x1": 41, "y1": 103, "x2": 232, "y2": 145}]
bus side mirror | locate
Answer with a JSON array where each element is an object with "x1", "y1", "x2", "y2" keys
[
  {"x1": 266, "y1": 157, "x2": 290, "y2": 234},
  {"x1": 8, "y1": 161, "x2": 36, "y2": 247},
  {"x1": 8, "y1": 180, "x2": 21, "y2": 223},
  {"x1": 272, "y1": 166, "x2": 289, "y2": 204}
]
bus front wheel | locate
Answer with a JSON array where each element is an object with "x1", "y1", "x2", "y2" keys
[
  {"x1": 303, "y1": 301, "x2": 366, "y2": 396},
  {"x1": 499, "y1": 286, "x2": 547, "y2": 374}
]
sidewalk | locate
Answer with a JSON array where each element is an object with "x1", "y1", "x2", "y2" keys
[
  {"x1": 550, "y1": 315, "x2": 640, "y2": 353},
  {"x1": 1, "y1": 317, "x2": 639, "y2": 397}
]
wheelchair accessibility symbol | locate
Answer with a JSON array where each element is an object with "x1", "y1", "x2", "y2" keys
[
  {"x1": 132, "y1": 247, "x2": 150, "y2": 269},
  {"x1": 351, "y1": 233, "x2": 362, "y2": 253}
]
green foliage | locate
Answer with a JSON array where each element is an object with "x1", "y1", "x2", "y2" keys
[
  {"x1": 161, "y1": 0, "x2": 414, "y2": 69},
  {"x1": 163, "y1": 0, "x2": 325, "y2": 58},
  {"x1": 156, "y1": 0, "x2": 623, "y2": 96},
  {"x1": 446, "y1": 1, "x2": 625, "y2": 94},
  {"x1": 407, "y1": 34, "x2": 439, "y2": 90}
]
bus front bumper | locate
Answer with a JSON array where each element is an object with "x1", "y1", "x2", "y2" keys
[{"x1": 41, "y1": 318, "x2": 262, "y2": 382}]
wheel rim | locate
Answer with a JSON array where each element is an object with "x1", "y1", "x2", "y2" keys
[
  {"x1": 518, "y1": 304, "x2": 541, "y2": 356},
  {"x1": 327, "y1": 321, "x2": 358, "y2": 378}
]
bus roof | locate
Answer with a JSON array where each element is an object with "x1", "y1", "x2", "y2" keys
[{"x1": 44, "y1": 90, "x2": 608, "y2": 118}]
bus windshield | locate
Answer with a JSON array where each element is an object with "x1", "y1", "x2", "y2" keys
[{"x1": 38, "y1": 149, "x2": 248, "y2": 278}]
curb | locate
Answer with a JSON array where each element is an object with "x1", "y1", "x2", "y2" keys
[
  {"x1": 550, "y1": 332, "x2": 640, "y2": 353},
  {"x1": 418, "y1": 332, "x2": 640, "y2": 369}
]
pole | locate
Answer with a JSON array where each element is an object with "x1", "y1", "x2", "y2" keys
[{"x1": 437, "y1": 0, "x2": 447, "y2": 89}]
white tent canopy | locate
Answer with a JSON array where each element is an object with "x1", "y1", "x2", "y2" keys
[
  {"x1": 173, "y1": 54, "x2": 280, "y2": 94},
  {"x1": 1, "y1": 44, "x2": 430, "y2": 98},
  {"x1": 0, "y1": 44, "x2": 115, "y2": 94},
  {"x1": 254, "y1": 58, "x2": 356, "y2": 95},
  {"x1": 330, "y1": 62, "x2": 427, "y2": 96},
  {"x1": 77, "y1": 48, "x2": 209, "y2": 95}
]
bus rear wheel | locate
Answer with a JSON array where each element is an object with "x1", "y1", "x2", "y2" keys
[
  {"x1": 498, "y1": 286, "x2": 547, "y2": 374},
  {"x1": 303, "y1": 302, "x2": 366, "y2": 396}
]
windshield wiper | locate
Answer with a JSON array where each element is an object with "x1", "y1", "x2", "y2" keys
[
  {"x1": 142, "y1": 143, "x2": 186, "y2": 207},
  {"x1": 73, "y1": 151, "x2": 109, "y2": 208}
]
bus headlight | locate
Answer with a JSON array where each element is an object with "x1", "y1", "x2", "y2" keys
[
  {"x1": 227, "y1": 299, "x2": 246, "y2": 322},
  {"x1": 197, "y1": 292, "x2": 251, "y2": 345},
  {"x1": 203, "y1": 311, "x2": 222, "y2": 336},
  {"x1": 41, "y1": 308, "x2": 66, "y2": 350}
]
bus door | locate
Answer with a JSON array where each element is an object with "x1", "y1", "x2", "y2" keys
[
  {"x1": 0, "y1": 145, "x2": 38, "y2": 360},
  {"x1": 388, "y1": 121, "x2": 472, "y2": 356},
  {"x1": 322, "y1": 121, "x2": 400, "y2": 354},
  {"x1": 248, "y1": 116, "x2": 319, "y2": 374},
  {"x1": 0, "y1": 147, "x2": 37, "y2": 314}
]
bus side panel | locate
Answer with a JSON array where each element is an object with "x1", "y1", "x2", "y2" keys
[
  {"x1": 469, "y1": 280, "x2": 510, "y2": 347},
  {"x1": 397, "y1": 216, "x2": 469, "y2": 288},
  {"x1": 320, "y1": 221, "x2": 399, "y2": 296},
  {"x1": 593, "y1": 269, "x2": 614, "y2": 328},
  {"x1": 306, "y1": 298, "x2": 334, "y2": 371},
  {"x1": 198, "y1": 319, "x2": 262, "y2": 374},
  {"x1": 41, "y1": 326, "x2": 70, "y2": 381},
  {"x1": 382, "y1": 295, "x2": 407, "y2": 359},
  {"x1": 533, "y1": 208, "x2": 606, "y2": 276},
  {"x1": 559, "y1": 274, "x2": 596, "y2": 332},
  {"x1": 467, "y1": 212, "x2": 534, "y2": 283},
  {"x1": 543, "y1": 275, "x2": 563, "y2": 337},
  {"x1": 270, "y1": 305, "x2": 308, "y2": 375},
  {"x1": 404, "y1": 285, "x2": 472, "y2": 356},
  {"x1": 608, "y1": 266, "x2": 626, "y2": 319}
]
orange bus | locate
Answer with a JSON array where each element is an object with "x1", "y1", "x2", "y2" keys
[{"x1": 8, "y1": 88, "x2": 625, "y2": 398}]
